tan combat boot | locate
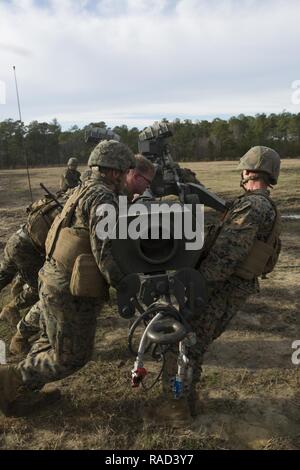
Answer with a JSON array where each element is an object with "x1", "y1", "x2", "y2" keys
[
  {"x1": 0, "y1": 366, "x2": 61, "y2": 417},
  {"x1": 9, "y1": 331, "x2": 31, "y2": 356},
  {"x1": 0, "y1": 303, "x2": 20, "y2": 326}
]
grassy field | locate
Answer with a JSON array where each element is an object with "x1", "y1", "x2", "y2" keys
[{"x1": 0, "y1": 160, "x2": 299, "y2": 450}]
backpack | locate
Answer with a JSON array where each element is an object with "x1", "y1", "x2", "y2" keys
[{"x1": 26, "y1": 195, "x2": 62, "y2": 253}]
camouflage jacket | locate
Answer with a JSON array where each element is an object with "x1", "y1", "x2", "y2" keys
[
  {"x1": 41, "y1": 174, "x2": 124, "y2": 291},
  {"x1": 59, "y1": 168, "x2": 81, "y2": 192},
  {"x1": 200, "y1": 189, "x2": 278, "y2": 293}
]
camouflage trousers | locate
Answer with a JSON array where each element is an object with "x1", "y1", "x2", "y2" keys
[
  {"x1": 11, "y1": 274, "x2": 25, "y2": 298},
  {"x1": 17, "y1": 300, "x2": 42, "y2": 340},
  {"x1": 0, "y1": 230, "x2": 43, "y2": 310},
  {"x1": 162, "y1": 278, "x2": 255, "y2": 396},
  {"x1": 17, "y1": 281, "x2": 101, "y2": 390},
  {"x1": 12, "y1": 283, "x2": 39, "y2": 311}
]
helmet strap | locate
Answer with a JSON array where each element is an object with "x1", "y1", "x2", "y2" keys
[{"x1": 240, "y1": 171, "x2": 273, "y2": 190}]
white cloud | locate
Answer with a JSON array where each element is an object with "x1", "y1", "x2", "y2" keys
[{"x1": 0, "y1": 0, "x2": 299, "y2": 129}]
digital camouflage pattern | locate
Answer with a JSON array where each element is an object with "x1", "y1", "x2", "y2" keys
[
  {"x1": 188, "y1": 188, "x2": 279, "y2": 387},
  {"x1": 18, "y1": 283, "x2": 100, "y2": 388},
  {"x1": 10, "y1": 273, "x2": 24, "y2": 298},
  {"x1": 0, "y1": 192, "x2": 66, "y2": 316},
  {"x1": 200, "y1": 189, "x2": 277, "y2": 283},
  {"x1": 0, "y1": 228, "x2": 43, "y2": 310},
  {"x1": 59, "y1": 168, "x2": 81, "y2": 192},
  {"x1": 17, "y1": 172, "x2": 125, "y2": 389},
  {"x1": 87, "y1": 140, "x2": 135, "y2": 171},
  {"x1": 17, "y1": 299, "x2": 42, "y2": 340}
]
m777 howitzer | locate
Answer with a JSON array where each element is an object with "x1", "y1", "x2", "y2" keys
[{"x1": 138, "y1": 121, "x2": 227, "y2": 213}]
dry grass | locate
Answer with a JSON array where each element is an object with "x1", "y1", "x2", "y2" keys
[{"x1": 0, "y1": 160, "x2": 299, "y2": 450}]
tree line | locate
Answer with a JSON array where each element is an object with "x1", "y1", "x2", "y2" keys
[{"x1": 0, "y1": 112, "x2": 300, "y2": 169}]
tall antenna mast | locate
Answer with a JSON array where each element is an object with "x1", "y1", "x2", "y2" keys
[{"x1": 13, "y1": 65, "x2": 33, "y2": 202}]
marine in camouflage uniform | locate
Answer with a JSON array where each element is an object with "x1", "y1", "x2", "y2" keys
[
  {"x1": 0, "y1": 226, "x2": 44, "y2": 325},
  {"x1": 9, "y1": 194, "x2": 68, "y2": 353},
  {"x1": 0, "y1": 140, "x2": 135, "y2": 415},
  {"x1": 59, "y1": 157, "x2": 81, "y2": 192},
  {"x1": 0, "y1": 194, "x2": 63, "y2": 333},
  {"x1": 159, "y1": 146, "x2": 282, "y2": 424},
  {"x1": 11, "y1": 155, "x2": 154, "y2": 355}
]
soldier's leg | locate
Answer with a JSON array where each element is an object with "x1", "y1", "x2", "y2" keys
[
  {"x1": 161, "y1": 348, "x2": 178, "y2": 396},
  {"x1": 0, "y1": 232, "x2": 41, "y2": 323},
  {"x1": 10, "y1": 300, "x2": 43, "y2": 355},
  {"x1": 0, "y1": 239, "x2": 19, "y2": 324},
  {"x1": 18, "y1": 299, "x2": 42, "y2": 339},
  {"x1": 17, "y1": 283, "x2": 99, "y2": 390},
  {"x1": 10, "y1": 274, "x2": 25, "y2": 298},
  {"x1": 2, "y1": 284, "x2": 40, "y2": 329},
  {"x1": 14, "y1": 284, "x2": 39, "y2": 312},
  {"x1": 4, "y1": 230, "x2": 44, "y2": 300},
  {"x1": 0, "y1": 240, "x2": 17, "y2": 292},
  {"x1": 0, "y1": 300, "x2": 20, "y2": 326}
]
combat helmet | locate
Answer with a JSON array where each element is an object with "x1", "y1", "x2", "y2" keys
[
  {"x1": 67, "y1": 157, "x2": 78, "y2": 167},
  {"x1": 237, "y1": 146, "x2": 280, "y2": 185},
  {"x1": 88, "y1": 140, "x2": 136, "y2": 172}
]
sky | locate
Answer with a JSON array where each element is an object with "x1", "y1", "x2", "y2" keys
[{"x1": 0, "y1": 0, "x2": 299, "y2": 130}]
